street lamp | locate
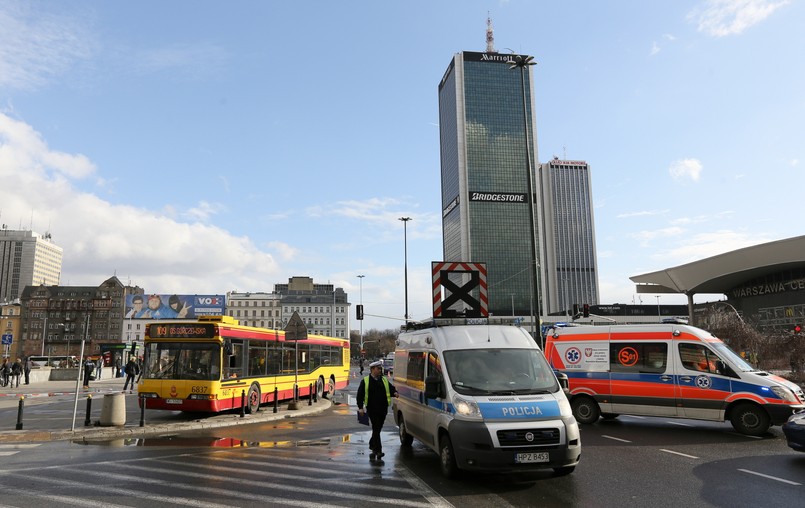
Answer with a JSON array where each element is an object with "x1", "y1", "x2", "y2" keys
[
  {"x1": 506, "y1": 53, "x2": 542, "y2": 344},
  {"x1": 656, "y1": 295, "x2": 661, "y2": 322},
  {"x1": 399, "y1": 217, "x2": 412, "y2": 324},
  {"x1": 357, "y1": 275, "x2": 365, "y2": 353}
]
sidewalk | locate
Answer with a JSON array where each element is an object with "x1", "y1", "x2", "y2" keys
[{"x1": 0, "y1": 375, "x2": 332, "y2": 444}]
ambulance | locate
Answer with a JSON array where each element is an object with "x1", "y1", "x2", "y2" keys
[
  {"x1": 392, "y1": 321, "x2": 581, "y2": 478},
  {"x1": 544, "y1": 324, "x2": 805, "y2": 435}
]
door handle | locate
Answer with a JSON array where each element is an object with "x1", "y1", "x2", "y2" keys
[
  {"x1": 660, "y1": 375, "x2": 672, "y2": 382},
  {"x1": 679, "y1": 376, "x2": 692, "y2": 382}
]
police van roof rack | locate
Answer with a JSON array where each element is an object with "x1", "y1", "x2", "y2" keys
[{"x1": 402, "y1": 316, "x2": 521, "y2": 331}]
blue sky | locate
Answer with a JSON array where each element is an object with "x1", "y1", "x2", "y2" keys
[{"x1": 1, "y1": 0, "x2": 803, "y2": 331}]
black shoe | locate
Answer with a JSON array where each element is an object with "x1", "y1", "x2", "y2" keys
[
  {"x1": 369, "y1": 453, "x2": 376, "y2": 461},
  {"x1": 377, "y1": 451, "x2": 385, "y2": 458}
]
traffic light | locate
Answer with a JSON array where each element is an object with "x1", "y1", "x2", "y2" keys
[
  {"x1": 356, "y1": 304, "x2": 364, "y2": 321},
  {"x1": 583, "y1": 304, "x2": 590, "y2": 318},
  {"x1": 572, "y1": 304, "x2": 579, "y2": 316},
  {"x1": 795, "y1": 324, "x2": 801, "y2": 334}
]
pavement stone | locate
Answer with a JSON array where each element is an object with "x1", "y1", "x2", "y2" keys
[{"x1": 0, "y1": 375, "x2": 333, "y2": 443}]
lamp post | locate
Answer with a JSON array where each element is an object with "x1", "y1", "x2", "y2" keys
[
  {"x1": 656, "y1": 295, "x2": 661, "y2": 322},
  {"x1": 399, "y1": 217, "x2": 412, "y2": 324},
  {"x1": 41, "y1": 314, "x2": 48, "y2": 357},
  {"x1": 507, "y1": 53, "x2": 541, "y2": 344},
  {"x1": 357, "y1": 275, "x2": 365, "y2": 353}
]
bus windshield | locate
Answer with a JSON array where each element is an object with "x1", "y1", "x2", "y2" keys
[{"x1": 144, "y1": 342, "x2": 220, "y2": 381}]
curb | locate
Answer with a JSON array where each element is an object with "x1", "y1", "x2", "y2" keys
[{"x1": 0, "y1": 399, "x2": 334, "y2": 443}]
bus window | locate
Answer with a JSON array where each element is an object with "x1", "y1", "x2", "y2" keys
[{"x1": 226, "y1": 341, "x2": 244, "y2": 379}]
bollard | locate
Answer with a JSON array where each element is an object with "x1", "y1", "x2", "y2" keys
[
  {"x1": 273, "y1": 386, "x2": 278, "y2": 413},
  {"x1": 15, "y1": 396, "x2": 24, "y2": 430},
  {"x1": 240, "y1": 390, "x2": 246, "y2": 418},
  {"x1": 139, "y1": 394, "x2": 146, "y2": 427},
  {"x1": 84, "y1": 394, "x2": 93, "y2": 427},
  {"x1": 313, "y1": 383, "x2": 318, "y2": 403},
  {"x1": 309, "y1": 383, "x2": 313, "y2": 406}
]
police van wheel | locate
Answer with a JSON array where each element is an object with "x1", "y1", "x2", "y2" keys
[
  {"x1": 246, "y1": 383, "x2": 261, "y2": 414},
  {"x1": 730, "y1": 403, "x2": 770, "y2": 436},
  {"x1": 571, "y1": 397, "x2": 601, "y2": 424},
  {"x1": 398, "y1": 415, "x2": 414, "y2": 447},
  {"x1": 439, "y1": 434, "x2": 459, "y2": 479}
]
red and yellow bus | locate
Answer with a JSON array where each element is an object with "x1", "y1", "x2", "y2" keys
[{"x1": 139, "y1": 315, "x2": 350, "y2": 412}]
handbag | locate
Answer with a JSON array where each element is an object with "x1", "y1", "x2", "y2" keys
[{"x1": 357, "y1": 410, "x2": 369, "y2": 426}]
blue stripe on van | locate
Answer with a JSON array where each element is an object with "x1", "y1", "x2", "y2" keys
[{"x1": 478, "y1": 400, "x2": 562, "y2": 419}]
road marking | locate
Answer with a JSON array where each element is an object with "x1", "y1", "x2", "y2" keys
[
  {"x1": 602, "y1": 435, "x2": 632, "y2": 443},
  {"x1": 660, "y1": 449, "x2": 699, "y2": 459},
  {"x1": 397, "y1": 464, "x2": 456, "y2": 508},
  {"x1": 738, "y1": 468, "x2": 801, "y2": 486}
]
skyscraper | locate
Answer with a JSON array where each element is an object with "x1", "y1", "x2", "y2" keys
[
  {"x1": 438, "y1": 49, "x2": 543, "y2": 320},
  {"x1": 539, "y1": 157, "x2": 599, "y2": 314},
  {"x1": 0, "y1": 228, "x2": 63, "y2": 303}
]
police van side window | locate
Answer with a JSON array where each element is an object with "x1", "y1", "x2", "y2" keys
[
  {"x1": 407, "y1": 352, "x2": 426, "y2": 385},
  {"x1": 610, "y1": 343, "x2": 668, "y2": 374},
  {"x1": 426, "y1": 352, "x2": 441, "y2": 378}
]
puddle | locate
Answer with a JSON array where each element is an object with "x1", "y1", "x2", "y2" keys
[{"x1": 75, "y1": 433, "x2": 356, "y2": 448}]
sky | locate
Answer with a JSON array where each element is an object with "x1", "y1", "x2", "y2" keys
[{"x1": 1, "y1": 0, "x2": 803, "y2": 332}]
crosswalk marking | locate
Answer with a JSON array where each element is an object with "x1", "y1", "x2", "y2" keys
[{"x1": 0, "y1": 443, "x2": 40, "y2": 457}]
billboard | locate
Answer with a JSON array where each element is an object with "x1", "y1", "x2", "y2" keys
[{"x1": 125, "y1": 294, "x2": 225, "y2": 320}]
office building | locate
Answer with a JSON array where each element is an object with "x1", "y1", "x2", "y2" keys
[
  {"x1": 0, "y1": 228, "x2": 63, "y2": 303},
  {"x1": 274, "y1": 276, "x2": 349, "y2": 338},
  {"x1": 438, "y1": 49, "x2": 544, "y2": 319},
  {"x1": 227, "y1": 291, "x2": 283, "y2": 329},
  {"x1": 539, "y1": 157, "x2": 600, "y2": 314}
]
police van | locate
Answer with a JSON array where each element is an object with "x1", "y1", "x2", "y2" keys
[
  {"x1": 392, "y1": 321, "x2": 581, "y2": 478},
  {"x1": 544, "y1": 324, "x2": 805, "y2": 436}
]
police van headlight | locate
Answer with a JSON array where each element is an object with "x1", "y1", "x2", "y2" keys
[
  {"x1": 453, "y1": 395, "x2": 482, "y2": 419},
  {"x1": 770, "y1": 386, "x2": 799, "y2": 403},
  {"x1": 557, "y1": 395, "x2": 573, "y2": 417}
]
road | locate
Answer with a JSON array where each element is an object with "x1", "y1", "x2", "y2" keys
[{"x1": 0, "y1": 373, "x2": 802, "y2": 507}]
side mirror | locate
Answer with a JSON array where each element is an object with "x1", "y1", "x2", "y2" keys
[
  {"x1": 555, "y1": 371, "x2": 570, "y2": 395},
  {"x1": 424, "y1": 374, "x2": 444, "y2": 399}
]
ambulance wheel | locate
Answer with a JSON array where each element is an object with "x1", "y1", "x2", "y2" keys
[
  {"x1": 571, "y1": 396, "x2": 600, "y2": 424},
  {"x1": 398, "y1": 414, "x2": 414, "y2": 447},
  {"x1": 730, "y1": 403, "x2": 770, "y2": 436},
  {"x1": 601, "y1": 413, "x2": 619, "y2": 420},
  {"x1": 439, "y1": 434, "x2": 459, "y2": 479},
  {"x1": 246, "y1": 383, "x2": 261, "y2": 414}
]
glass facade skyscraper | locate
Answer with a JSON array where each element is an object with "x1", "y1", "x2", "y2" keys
[{"x1": 438, "y1": 51, "x2": 543, "y2": 318}]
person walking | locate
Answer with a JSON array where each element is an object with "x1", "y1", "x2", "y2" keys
[
  {"x1": 356, "y1": 360, "x2": 399, "y2": 462},
  {"x1": 10, "y1": 358, "x2": 22, "y2": 388},
  {"x1": 24, "y1": 356, "x2": 32, "y2": 385},
  {"x1": 0, "y1": 358, "x2": 10, "y2": 387},
  {"x1": 82, "y1": 357, "x2": 95, "y2": 390},
  {"x1": 95, "y1": 357, "x2": 103, "y2": 380},
  {"x1": 123, "y1": 357, "x2": 139, "y2": 393}
]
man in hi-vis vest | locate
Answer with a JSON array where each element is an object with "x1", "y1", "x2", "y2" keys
[{"x1": 357, "y1": 359, "x2": 399, "y2": 461}]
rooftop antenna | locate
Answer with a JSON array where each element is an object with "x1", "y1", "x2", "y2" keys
[{"x1": 486, "y1": 13, "x2": 496, "y2": 53}]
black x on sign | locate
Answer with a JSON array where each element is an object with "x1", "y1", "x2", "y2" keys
[{"x1": 431, "y1": 262, "x2": 489, "y2": 318}]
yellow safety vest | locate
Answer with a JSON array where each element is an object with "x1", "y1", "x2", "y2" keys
[{"x1": 363, "y1": 375, "x2": 391, "y2": 407}]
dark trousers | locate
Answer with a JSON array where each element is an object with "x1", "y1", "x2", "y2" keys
[
  {"x1": 123, "y1": 374, "x2": 136, "y2": 391},
  {"x1": 24, "y1": 370, "x2": 30, "y2": 384},
  {"x1": 368, "y1": 410, "x2": 387, "y2": 453}
]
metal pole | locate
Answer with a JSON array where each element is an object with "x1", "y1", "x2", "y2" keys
[
  {"x1": 357, "y1": 275, "x2": 364, "y2": 352},
  {"x1": 41, "y1": 315, "x2": 47, "y2": 357},
  {"x1": 70, "y1": 313, "x2": 89, "y2": 431},
  {"x1": 399, "y1": 217, "x2": 411, "y2": 324}
]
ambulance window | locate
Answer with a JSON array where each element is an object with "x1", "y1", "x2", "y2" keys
[
  {"x1": 679, "y1": 343, "x2": 719, "y2": 374},
  {"x1": 610, "y1": 343, "x2": 668, "y2": 373},
  {"x1": 407, "y1": 352, "x2": 426, "y2": 384}
]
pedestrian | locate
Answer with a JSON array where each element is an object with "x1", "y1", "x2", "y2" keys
[
  {"x1": 96, "y1": 357, "x2": 103, "y2": 380},
  {"x1": 0, "y1": 358, "x2": 9, "y2": 387},
  {"x1": 359, "y1": 357, "x2": 364, "y2": 376},
  {"x1": 10, "y1": 358, "x2": 22, "y2": 388},
  {"x1": 114, "y1": 357, "x2": 122, "y2": 378},
  {"x1": 123, "y1": 357, "x2": 139, "y2": 393},
  {"x1": 82, "y1": 357, "x2": 95, "y2": 390},
  {"x1": 356, "y1": 359, "x2": 399, "y2": 461},
  {"x1": 24, "y1": 356, "x2": 32, "y2": 385}
]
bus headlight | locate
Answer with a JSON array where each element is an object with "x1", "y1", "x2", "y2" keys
[{"x1": 453, "y1": 395, "x2": 482, "y2": 419}]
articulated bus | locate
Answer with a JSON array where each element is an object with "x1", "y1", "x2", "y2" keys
[{"x1": 139, "y1": 315, "x2": 350, "y2": 412}]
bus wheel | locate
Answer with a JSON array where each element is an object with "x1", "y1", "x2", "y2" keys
[
  {"x1": 325, "y1": 376, "x2": 336, "y2": 400},
  {"x1": 571, "y1": 396, "x2": 601, "y2": 424},
  {"x1": 730, "y1": 402, "x2": 770, "y2": 436},
  {"x1": 315, "y1": 377, "x2": 325, "y2": 400},
  {"x1": 246, "y1": 383, "x2": 261, "y2": 414}
]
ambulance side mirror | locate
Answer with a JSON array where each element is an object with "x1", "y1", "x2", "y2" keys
[{"x1": 424, "y1": 374, "x2": 444, "y2": 399}]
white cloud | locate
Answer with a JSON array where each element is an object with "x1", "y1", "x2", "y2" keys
[
  {"x1": 688, "y1": 0, "x2": 790, "y2": 37},
  {"x1": 617, "y1": 209, "x2": 670, "y2": 219},
  {"x1": 629, "y1": 227, "x2": 686, "y2": 246},
  {"x1": 0, "y1": 3, "x2": 94, "y2": 90},
  {"x1": 0, "y1": 112, "x2": 281, "y2": 293},
  {"x1": 653, "y1": 230, "x2": 771, "y2": 265},
  {"x1": 650, "y1": 41, "x2": 661, "y2": 56},
  {"x1": 791, "y1": 159, "x2": 799, "y2": 167},
  {"x1": 669, "y1": 158, "x2": 703, "y2": 182}
]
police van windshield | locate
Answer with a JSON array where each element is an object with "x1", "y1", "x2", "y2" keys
[{"x1": 444, "y1": 349, "x2": 559, "y2": 395}]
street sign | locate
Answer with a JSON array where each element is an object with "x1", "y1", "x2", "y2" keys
[
  {"x1": 1, "y1": 334, "x2": 12, "y2": 345},
  {"x1": 284, "y1": 312, "x2": 308, "y2": 341}
]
